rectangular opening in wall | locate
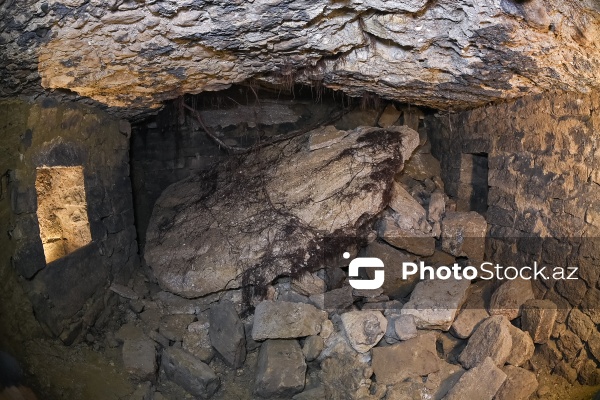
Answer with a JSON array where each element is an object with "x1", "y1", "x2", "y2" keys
[
  {"x1": 457, "y1": 153, "x2": 489, "y2": 215},
  {"x1": 35, "y1": 166, "x2": 92, "y2": 264}
]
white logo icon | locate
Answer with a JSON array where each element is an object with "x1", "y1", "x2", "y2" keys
[{"x1": 346, "y1": 252, "x2": 385, "y2": 290}]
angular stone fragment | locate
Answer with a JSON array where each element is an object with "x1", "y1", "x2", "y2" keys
[
  {"x1": 444, "y1": 357, "x2": 506, "y2": 400},
  {"x1": 506, "y1": 325, "x2": 535, "y2": 367},
  {"x1": 459, "y1": 316, "x2": 513, "y2": 369},
  {"x1": 372, "y1": 332, "x2": 439, "y2": 384},
  {"x1": 378, "y1": 210, "x2": 435, "y2": 256},
  {"x1": 388, "y1": 182, "x2": 430, "y2": 232},
  {"x1": 557, "y1": 329, "x2": 583, "y2": 363},
  {"x1": 291, "y1": 272, "x2": 326, "y2": 296},
  {"x1": 441, "y1": 211, "x2": 487, "y2": 261},
  {"x1": 489, "y1": 279, "x2": 535, "y2": 320},
  {"x1": 377, "y1": 104, "x2": 402, "y2": 128},
  {"x1": 310, "y1": 286, "x2": 354, "y2": 310},
  {"x1": 341, "y1": 310, "x2": 387, "y2": 353},
  {"x1": 450, "y1": 280, "x2": 492, "y2": 339},
  {"x1": 255, "y1": 340, "x2": 306, "y2": 398},
  {"x1": 495, "y1": 365, "x2": 539, "y2": 400},
  {"x1": 209, "y1": 301, "x2": 246, "y2": 368},
  {"x1": 302, "y1": 335, "x2": 324, "y2": 362},
  {"x1": 183, "y1": 318, "x2": 214, "y2": 363},
  {"x1": 162, "y1": 348, "x2": 220, "y2": 399},
  {"x1": 122, "y1": 338, "x2": 157, "y2": 382},
  {"x1": 252, "y1": 301, "x2": 327, "y2": 340},
  {"x1": 392, "y1": 314, "x2": 418, "y2": 341},
  {"x1": 567, "y1": 308, "x2": 595, "y2": 342},
  {"x1": 364, "y1": 241, "x2": 419, "y2": 299},
  {"x1": 146, "y1": 126, "x2": 419, "y2": 298},
  {"x1": 521, "y1": 299, "x2": 558, "y2": 344},
  {"x1": 424, "y1": 360, "x2": 465, "y2": 400},
  {"x1": 401, "y1": 278, "x2": 471, "y2": 330}
]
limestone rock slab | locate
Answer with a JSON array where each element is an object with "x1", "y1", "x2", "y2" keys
[{"x1": 252, "y1": 301, "x2": 327, "y2": 341}]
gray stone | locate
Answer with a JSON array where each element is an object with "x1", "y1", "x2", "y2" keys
[
  {"x1": 110, "y1": 283, "x2": 139, "y2": 300},
  {"x1": 489, "y1": 279, "x2": 535, "y2": 320},
  {"x1": 309, "y1": 286, "x2": 354, "y2": 310},
  {"x1": 209, "y1": 301, "x2": 246, "y2": 368},
  {"x1": 252, "y1": 301, "x2": 327, "y2": 340},
  {"x1": 389, "y1": 314, "x2": 418, "y2": 341},
  {"x1": 506, "y1": 325, "x2": 534, "y2": 367},
  {"x1": 122, "y1": 338, "x2": 157, "y2": 382},
  {"x1": 302, "y1": 335, "x2": 324, "y2": 362},
  {"x1": 159, "y1": 314, "x2": 196, "y2": 342},
  {"x1": 441, "y1": 211, "x2": 487, "y2": 261},
  {"x1": 521, "y1": 299, "x2": 558, "y2": 344},
  {"x1": 444, "y1": 357, "x2": 506, "y2": 400},
  {"x1": 363, "y1": 241, "x2": 419, "y2": 299},
  {"x1": 372, "y1": 332, "x2": 439, "y2": 385},
  {"x1": 401, "y1": 278, "x2": 471, "y2": 331},
  {"x1": 378, "y1": 209, "x2": 435, "y2": 256},
  {"x1": 424, "y1": 361, "x2": 465, "y2": 400},
  {"x1": 146, "y1": 126, "x2": 419, "y2": 298},
  {"x1": 340, "y1": 310, "x2": 387, "y2": 353},
  {"x1": 388, "y1": 182, "x2": 431, "y2": 233},
  {"x1": 291, "y1": 272, "x2": 326, "y2": 296},
  {"x1": 255, "y1": 340, "x2": 306, "y2": 398},
  {"x1": 451, "y1": 281, "x2": 491, "y2": 339},
  {"x1": 162, "y1": 347, "x2": 220, "y2": 399},
  {"x1": 459, "y1": 316, "x2": 513, "y2": 369},
  {"x1": 495, "y1": 365, "x2": 539, "y2": 400},
  {"x1": 182, "y1": 318, "x2": 214, "y2": 363},
  {"x1": 321, "y1": 351, "x2": 370, "y2": 400}
]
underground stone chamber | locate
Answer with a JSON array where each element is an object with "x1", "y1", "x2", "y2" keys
[{"x1": 2, "y1": 1, "x2": 600, "y2": 399}]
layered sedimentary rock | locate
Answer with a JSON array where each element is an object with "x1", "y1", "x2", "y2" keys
[
  {"x1": 2, "y1": 0, "x2": 600, "y2": 113},
  {"x1": 145, "y1": 125, "x2": 419, "y2": 298}
]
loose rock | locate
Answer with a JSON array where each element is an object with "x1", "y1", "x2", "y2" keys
[
  {"x1": 444, "y1": 357, "x2": 506, "y2": 400},
  {"x1": 252, "y1": 301, "x2": 327, "y2": 340},
  {"x1": 440, "y1": 211, "x2": 487, "y2": 261},
  {"x1": 255, "y1": 340, "x2": 306, "y2": 398},
  {"x1": 372, "y1": 332, "x2": 439, "y2": 384},
  {"x1": 401, "y1": 278, "x2": 471, "y2": 330},
  {"x1": 161, "y1": 347, "x2": 220, "y2": 399},
  {"x1": 506, "y1": 325, "x2": 535, "y2": 367},
  {"x1": 495, "y1": 365, "x2": 539, "y2": 400},
  {"x1": 520, "y1": 299, "x2": 558, "y2": 343},
  {"x1": 459, "y1": 315, "x2": 513, "y2": 369},
  {"x1": 122, "y1": 338, "x2": 157, "y2": 382},
  {"x1": 209, "y1": 301, "x2": 246, "y2": 368},
  {"x1": 340, "y1": 310, "x2": 387, "y2": 353},
  {"x1": 489, "y1": 279, "x2": 535, "y2": 320}
]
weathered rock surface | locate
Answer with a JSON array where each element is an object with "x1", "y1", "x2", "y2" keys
[
  {"x1": 363, "y1": 242, "x2": 419, "y2": 299},
  {"x1": 440, "y1": 211, "x2": 487, "y2": 261},
  {"x1": 372, "y1": 332, "x2": 439, "y2": 384},
  {"x1": 521, "y1": 299, "x2": 558, "y2": 344},
  {"x1": 459, "y1": 316, "x2": 513, "y2": 369},
  {"x1": 444, "y1": 357, "x2": 506, "y2": 400},
  {"x1": 495, "y1": 365, "x2": 539, "y2": 400},
  {"x1": 489, "y1": 279, "x2": 535, "y2": 320},
  {"x1": 302, "y1": 335, "x2": 324, "y2": 362},
  {"x1": 388, "y1": 314, "x2": 418, "y2": 341},
  {"x1": 145, "y1": 125, "x2": 418, "y2": 298},
  {"x1": 4, "y1": 0, "x2": 600, "y2": 113},
  {"x1": 122, "y1": 338, "x2": 157, "y2": 382},
  {"x1": 161, "y1": 348, "x2": 220, "y2": 399},
  {"x1": 377, "y1": 209, "x2": 435, "y2": 256},
  {"x1": 209, "y1": 301, "x2": 246, "y2": 369},
  {"x1": 255, "y1": 340, "x2": 306, "y2": 398},
  {"x1": 340, "y1": 310, "x2": 387, "y2": 353},
  {"x1": 252, "y1": 301, "x2": 327, "y2": 341},
  {"x1": 450, "y1": 281, "x2": 491, "y2": 339},
  {"x1": 158, "y1": 314, "x2": 195, "y2": 342},
  {"x1": 401, "y1": 278, "x2": 471, "y2": 330},
  {"x1": 183, "y1": 319, "x2": 214, "y2": 363},
  {"x1": 506, "y1": 325, "x2": 535, "y2": 367}
]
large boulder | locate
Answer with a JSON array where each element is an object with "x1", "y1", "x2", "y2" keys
[{"x1": 145, "y1": 126, "x2": 419, "y2": 298}]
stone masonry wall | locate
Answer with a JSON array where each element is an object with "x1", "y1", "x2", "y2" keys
[
  {"x1": 427, "y1": 90, "x2": 600, "y2": 384},
  {"x1": 0, "y1": 98, "x2": 139, "y2": 345}
]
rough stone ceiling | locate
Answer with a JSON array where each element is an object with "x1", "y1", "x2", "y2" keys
[{"x1": 1, "y1": 0, "x2": 600, "y2": 115}]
